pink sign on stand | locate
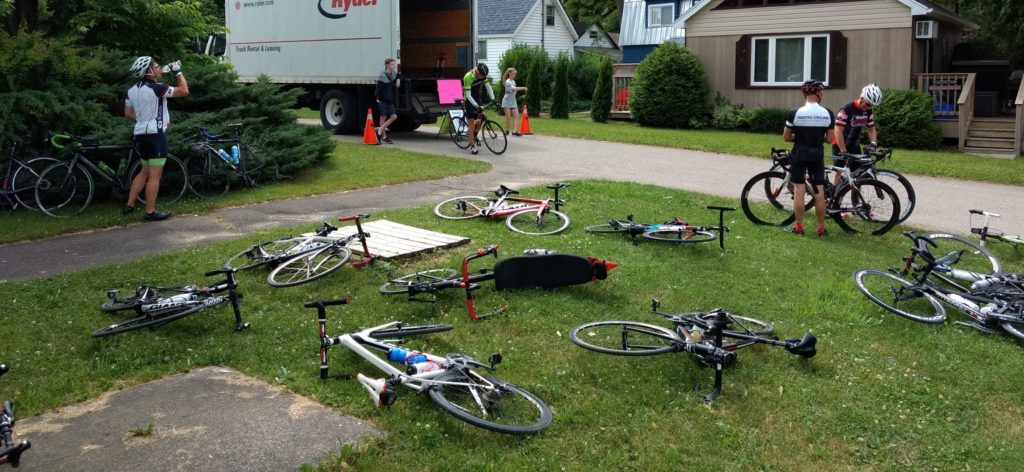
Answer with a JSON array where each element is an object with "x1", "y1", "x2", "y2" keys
[{"x1": 436, "y1": 79, "x2": 463, "y2": 105}]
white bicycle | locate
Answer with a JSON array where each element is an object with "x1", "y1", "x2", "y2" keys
[{"x1": 311, "y1": 299, "x2": 552, "y2": 434}]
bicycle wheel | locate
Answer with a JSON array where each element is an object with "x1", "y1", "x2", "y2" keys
[
  {"x1": 379, "y1": 269, "x2": 458, "y2": 294},
  {"x1": 187, "y1": 152, "x2": 232, "y2": 199},
  {"x1": 11, "y1": 156, "x2": 58, "y2": 210},
  {"x1": 831, "y1": 180, "x2": 900, "y2": 235},
  {"x1": 92, "y1": 304, "x2": 205, "y2": 337},
  {"x1": 740, "y1": 171, "x2": 799, "y2": 226},
  {"x1": 433, "y1": 196, "x2": 489, "y2": 220},
  {"x1": 873, "y1": 169, "x2": 915, "y2": 223},
  {"x1": 584, "y1": 222, "x2": 634, "y2": 234},
  {"x1": 570, "y1": 321, "x2": 680, "y2": 356},
  {"x1": 128, "y1": 154, "x2": 189, "y2": 205},
  {"x1": 240, "y1": 145, "x2": 281, "y2": 185},
  {"x1": 481, "y1": 121, "x2": 507, "y2": 155},
  {"x1": 853, "y1": 269, "x2": 946, "y2": 324},
  {"x1": 1000, "y1": 319, "x2": 1024, "y2": 342},
  {"x1": 369, "y1": 324, "x2": 454, "y2": 338},
  {"x1": 450, "y1": 117, "x2": 470, "y2": 149},
  {"x1": 923, "y1": 233, "x2": 1002, "y2": 276},
  {"x1": 506, "y1": 209, "x2": 570, "y2": 235},
  {"x1": 643, "y1": 228, "x2": 717, "y2": 244},
  {"x1": 224, "y1": 237, "x2": 326, "y2": 271},
  {"x1": 695, "y1": 313, "x2": 774, "y2": 336},
  {"x1": 35, "y1": 162, "x2": 94, "y2": 217},
  {"x1": 427, "y1": 371, "x2": 553, "y2": 434},
  {"x1": 267, "y1": 245, "x2": 352, "y2": 287}
]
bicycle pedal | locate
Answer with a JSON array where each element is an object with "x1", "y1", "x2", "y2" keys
[{"x1": 234, "y1": 322, "x2": 250, "y2": 332}]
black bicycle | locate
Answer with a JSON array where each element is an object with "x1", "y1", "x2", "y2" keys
[
  {"x1": 0, "y1": 364, "x2": 30, "y2": 467},
  {"x1": 834, "y1": 146, "x2": 916, "y2": 224},
  {"x1": 585, "y1": 206, "x2": 735, "y2": 249},
  {"x1": 1, "y1": 138, "x2": 59, "y2": 211},
  {"x1": 94, "y1": 268, "x2": 248, "y2": 337},
  {"x1": 34, "y1": 133, "x2": 189, "y2": 217},
  {"x1": 449, "y1": 99, "x2": 507, "y2": 155},
  {"x1": 184, "y1": 124, "x2": 280, "y2": 199},
  {"x1": 570, "y1": 300, "x2": 817, "y2": 403}
]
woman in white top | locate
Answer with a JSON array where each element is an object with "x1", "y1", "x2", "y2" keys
[{"x1": 501, "y1": 68, "x2": 528, "y2": 136}]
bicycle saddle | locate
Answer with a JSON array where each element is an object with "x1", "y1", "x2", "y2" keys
[{"x1": 495, "y1": 185, "x2": 519, "y2": 197}]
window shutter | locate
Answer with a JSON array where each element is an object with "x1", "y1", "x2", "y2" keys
[
  {"x1": 735, "y1": 35, "x2": 751, "y2": 89},
  {"x1": 829, "y1": 31, "x2": 847, "y2": 89}
]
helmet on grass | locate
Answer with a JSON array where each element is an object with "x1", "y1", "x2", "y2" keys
[
  {"x1": 130, "y1": 56, "x2": 153, "y2": 78},
  {"x1": 860, "y1": 83, "x2": 883, "y2": 106}
]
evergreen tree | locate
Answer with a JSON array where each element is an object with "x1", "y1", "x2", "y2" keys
[
  {"x1": 590, "y1": 56, "x2": 613, "y2": 123},
  {"x1": 551, "y1": 53, "x2": 570, "y2": 119},
  {"x1": 526, "y1": 56, "x2": 544, "y2": 115}
]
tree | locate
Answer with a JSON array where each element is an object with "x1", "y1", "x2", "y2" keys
[
  {"x1": 551, "y1": 53, "x2": 570, "y2": 119},
  {"x1": 629, "y1": 42, "x2": 709, "y2": 128},
  {"x1": 590, "y1": 55, "x2": 613, "y2": 122},
  {"x1": 563, "y1": 0, "x2": 621, "y2": 32},
  {"x1": 932, "y1": 0, "x2": 1024, "y2": 66},
  {"x1": 526, "y1": 56, "x2": 544, "y2": 115}
]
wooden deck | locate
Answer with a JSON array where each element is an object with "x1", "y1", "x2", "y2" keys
[{"x1": 311, "y1": 220, "x2": 470, "y2": 259}]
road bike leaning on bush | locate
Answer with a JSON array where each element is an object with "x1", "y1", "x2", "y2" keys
[
  {"x1": 1, "y1": 138, "x2": 58, "y2": 211},
  {"x1": 969, "y1": 209, "x2": 1023, "y2": 249},
  {"x1": 380, "y1": 245, "x2": 617, "y2": 320},
  {"x1": 740, "y1": 148, "x2": 901, "y2": 235},
  {"x1": 0, "y1": 365, "x2": 30, "y2": 467},
  {"x1": 311, "y1": 299, "x2": 552, "y2": 434},
  {"x1": 585, "y1": 206, "x2": 735, "y2": 249},
  {"x1": 449, "y1": 99, "x2": 507, "y2": 155},
  {"x1": 434, "y1": 183, "x2": 570, "y2": 235},
  {"x1": 94, "y1": 268, "x2": 248, "y2": 337},
  {"x1": 853, "y1": 231, "x2": 1024, "y2": 341},
  {"x1": 34, "y1": 134, "x2": 188, "y2": 217},
  {"x1": 184, "y1": 123, "x2": 280, "y2": 199},
  {"x1": 570, "y1": 300, "x2": 817, "y2": 403}
]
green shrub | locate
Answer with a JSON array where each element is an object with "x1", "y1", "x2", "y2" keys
[
  {"x1": 742, "y1": 107, "x2": 788, "y2": 133},
  {"x1": 874, "y1": 88, "x2": 943, "y2": 150},
  {"x1": 569, "y1": 51, "x2": 604, "y2": 105},
  {"x1": 709, "y1": 93, "x2": 743, "y2": 129},
  {"x1": 629, "y1": 42, "x2": 709, "y2": 128},
  {"x1": 498, "y1": 44, "x2": 550, "y2": 109},
  {"x1": 551, "y1": 53, "x2": 570, "y2": 119},
  {"x1": 590, "y1": 56, "x2": 613, "y2": 123},
  {"x1": 526, "y1": 55, "x2": 545, "y2": 115}
]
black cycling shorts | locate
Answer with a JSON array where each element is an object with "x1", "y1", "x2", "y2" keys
[
  {"x1": 790, "y1": 159, "x2": 826, "y2": 185},
  {"x1": 463, "y1": 106, "x2": 481, "y2": 120},
  {"x1": 134, "y1": 132, "x2": 168, "y2": 160}
]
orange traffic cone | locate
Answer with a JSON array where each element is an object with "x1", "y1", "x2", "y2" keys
[
  {"x1": 363, "y1": 108, "x2": 379, "y2": 145},
  {"x1": 519, "y1": 104, "x2": 533, "y2": 135}
]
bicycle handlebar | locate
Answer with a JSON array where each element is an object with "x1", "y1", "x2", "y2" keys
[
  {"x1": 304, "y1": 298, "x2": 350, "y2": 309},
  {"x1": 0, "y1": 365, "x2": 6, "y2": 376},
  {"x1": 49, "y1": 133, "x2": 73, "y2": 150},
  {"x1": 338, "y1": 213, "x2": 370, "y2": 222}
]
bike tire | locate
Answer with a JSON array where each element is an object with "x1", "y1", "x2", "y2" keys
[
  {"x1": 369, "y1": 324, "x2": 455, "y2": 338},
  {"x1": 267, "y1": 245, "x2": 352, "y2": 287},
  {"x1": 643, "y1": 228, "x2": 717, "y2": 244},
  {"x1": 481, "y1": 121, "x2": 507, "y2": 155},
  {"x1": 240, "y1": 145, "x2": 281, "y2": 185},
  {"x1": 505, "y1": 209, "x2": 570, "y2": 235},
  {"x1": 433, "y1": 196, "x2": 489, "y2": 220},
  {"x1": 427, "y1": 371, "x2": 553, "y2": 435},
  {"x1": 128, "y1": 153, "x2": 189, "y2": 205},
  {"x1": 92, "y1": 304, "x2": 206, "y2": 337},
  {"x1": 379, "y1": 269, "x2": 458, "y2": 295},
  {"x1": 187, "y1": 152, "x2": 232, "y2": 199},
  {"x1": 922, "y1": 233, "x2": 1002, "y2": 276},
  {"x1": 853, "y1": 269, "x2": 946, "y2": 324},
  {"x1": 695, "y1": 313, "x2": 775, "y2": 336},
  {"x1": 873, "y1": 169, "x2": 915, "y2": 224},
  {"x1": 570, "y1": 321, "x2": 680, "y2": 356},
  {"x1": 584, "y1": 222, "x2": 634, "y2": 234},
  {"x1": 1000, "y1": 319, "x2": 1024, "y2": 342},
  {"x1": 450, "y1": 117, "x2": 471, "y2": 149},
  {"x1": 11, "y1": 156, "x2": 59, "y2": 210},
  {"x1": 740, "y1": 171, "x2": 799, "y2": 226},
  {"x1": 831, "y1": 179, "x2": 900, "y2": 235},
  {"x1": 224, "y1": 237, "x2": 327, "y2": 271},
  {"x1": 35, "y1": 162, "x2": 94, "y2": 218}
]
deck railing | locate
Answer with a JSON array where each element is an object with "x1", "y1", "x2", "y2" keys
[
  {"x1": 956, "y1": 73, "x2": 976, "y2": 150},
  {"x1": 1016, "y1": 78, "x2": 1024, "y2": 156},
  {"x1": 915, "y1": 73, "x2": 970, "y2": 119},
  {"x1": 612, "y1": 63, "x2": 638, "y2": 113}
]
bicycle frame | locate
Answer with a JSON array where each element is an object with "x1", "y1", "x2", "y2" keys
[
  {"x1": 596, "y1": 206, "x2": 734, "y2": 249},
  {"x1": 970, "y1": 209, "x2": 1023, "y2": 247},
  {"x1": 391, "y1": 245, "x2": 500, "y2": 320},
  {"x1": 105, "y1": 268, "x2": 248, "y2": 332}
]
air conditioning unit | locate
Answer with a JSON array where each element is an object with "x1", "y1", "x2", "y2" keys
[{"x1": 915, "y1": 20, "x2": 938, "y2": 39}]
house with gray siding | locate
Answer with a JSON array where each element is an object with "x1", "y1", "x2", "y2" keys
[
  {"x1": 476, "y1": 0, "x2": 578, "y2": 76},
  {"x1": 619, "y1": 0, "x2": 699, "y2": 62}
]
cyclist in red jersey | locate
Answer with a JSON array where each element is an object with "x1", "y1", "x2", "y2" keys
[{"x1": 832, "y1": 84, "x2": 882, "y2": 182}]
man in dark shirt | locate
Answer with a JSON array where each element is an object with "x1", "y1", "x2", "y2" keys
[
  {"x1": 832, "y1": 83, "x2": 882, "y2": 177},
  {"x1": 375, "y1": 58, "x2": 401, "y2": 144},
  {"x1": 784, "y1": 80, "x2": 835, "y2": 236}
]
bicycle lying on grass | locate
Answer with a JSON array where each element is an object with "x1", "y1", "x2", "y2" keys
[
  {"x1": 1, "y1": 137, "x2": 58, "y2": 211},
  {"x1": 434, "y1": 183, "x2": 570, "y2": 235},
  {"x1": 94, "y1": 268, "x2": 247, "y2": 337},
  {"x1": 969, "y1": 209, "x2": 1023, "y2": 249},
  {"x1": 570, "y1": 300, "x2": 817, "y2": 403},
  {"x1": 585, "y1": 205, "x2": 735, "y2": 249},
  {"x1": 740, "y1": 148, "x2": 901, "y2": 235},
  {"x1": 184, "y1": 124, "x2": 280, "y2": 199},
  {"x1": 224, "y1": 214, "x2": 375, "y2": 288},
  {"x1": 0, "y1": 364, "x2": 30, "y2": 467},
  {"x1": 380, "y1": 245, "x2": 616, "y2": 320},
  {"x1": 311, "y1": 298, "x2": 552, "y2": 434},
  {"x1": 853, "y1": 232, "x2": 1024, "y2": 341}
]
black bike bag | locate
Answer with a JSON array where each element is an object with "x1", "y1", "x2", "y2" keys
[{"x1": 493, "y1": 254, "x2": 615, "y2": 290}]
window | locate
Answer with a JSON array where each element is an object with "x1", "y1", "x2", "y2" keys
[
  {"x1": 647, "y1": 3, "x2": 675, "y2": 27},
  {"x1": 546, "y1": 5, "x2": 555, "y2": 26},
  {"x1": 589, "y1": 30, "x2": 598, "y2": 39},
  {"x1": 477, "y1": 40, "x2": 487, "y2": 60},
  {"x1": 751, "y1": 34, "x2": 829, "y2": 85}
]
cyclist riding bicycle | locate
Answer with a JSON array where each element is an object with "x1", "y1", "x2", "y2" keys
[
  {"x1": 462, "y1": 62, "x2": 495, "y2": 155},
  {"x1": 783, "y1": 79, "x2": 835, "y2": 237},
  {"x1": 832, "y1": 83, "x2": 882, "y2": 177}
]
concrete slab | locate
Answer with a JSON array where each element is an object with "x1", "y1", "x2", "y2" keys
[{"x1": 14, "y1": 366, "x2": 382, "y2": 472}]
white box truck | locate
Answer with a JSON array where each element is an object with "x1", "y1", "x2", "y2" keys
[{"x1": 215, "y1": 0, "x2": 476, "y2": 133}]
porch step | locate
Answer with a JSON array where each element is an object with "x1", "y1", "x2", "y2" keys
[
  {"x1": 967, "y1": 128, "x2": 1014, "y2": 139},
  {"x1": 962, "y1": 146, "x2": 1018, "y2": 159},
  {"x1": 964, "y1": 137, "x2": 1015, "y2": 149}
]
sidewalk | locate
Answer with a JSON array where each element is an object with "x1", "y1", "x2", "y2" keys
[{"x1": 1, "y1": 127, "x2": 1021, "y2": 281}]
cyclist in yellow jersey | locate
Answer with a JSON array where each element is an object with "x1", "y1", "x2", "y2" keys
[{"x1": 462, "y1": 63, "x2": 494, "y2": 155}]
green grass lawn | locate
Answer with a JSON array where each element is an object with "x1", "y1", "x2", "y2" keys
[
  {"x1": 3, "y1": 180, "x2": 1022, "y2": 470},
  {"x1": 0, "y1": 141, "x2": 490, "y2": 244},
  {"x1": 530, "y1": 116, "x2": 1024, "y2": 187}
]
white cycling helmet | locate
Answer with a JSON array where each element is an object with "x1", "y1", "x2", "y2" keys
[
  {"x1": 861, "y1": 83, "x2": 883, "y2": 106},
  {"x1": 130, "y1": 56, "x2": 154, "y2": 78}
]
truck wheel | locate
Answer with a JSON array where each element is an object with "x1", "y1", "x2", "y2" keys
[{"x1": 320, "y1": 89, "x2": 358, "y2": 134}]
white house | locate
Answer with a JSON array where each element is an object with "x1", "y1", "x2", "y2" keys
[{"x1": 476, "y1": 0, "x2": 578, "y2": 76}]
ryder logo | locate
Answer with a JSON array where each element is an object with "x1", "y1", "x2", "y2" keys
[{"x1": 318, "y1": 0, "x2": 378, "y2": 19}]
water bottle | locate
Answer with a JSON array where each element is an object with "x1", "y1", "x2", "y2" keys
[
  {"x1": 388, "y1": 348, "x2": 426, "y2": 365},
  {"x1": 407, "y1": 360, "x2": 443, "y2": 375},
  {"x1": 971, "y1": 278, "x2": 996, "y2": 290},
  {"x1": 947, "y1": 294, "x2": 979, "y2": 311},
  {"x1": 116, "y1": 158, "x2": 127, "y2": 178},
  {"x1": 231, "y1": 145, "x2": 239, "y2": 164},
  {"x1": 523, "y1": 248, "x2": 556, "y2": 256},
  {"x1": 98, "y1": 161, "x2": 115, "y2": 176},
  {"x1": 217, "y1": 148, "x2": 234, "y2": 163},
  {"x1": 980, "y1": 304, "x2": 998, "y2": 316}
]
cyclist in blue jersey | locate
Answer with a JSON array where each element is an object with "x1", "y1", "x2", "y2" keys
[
  {"x1": 783, "y1": 80, "x2": 835, "y2": 236},
  {"x1": 124, "y1": 56, "x2": 189, "y2": 221}
]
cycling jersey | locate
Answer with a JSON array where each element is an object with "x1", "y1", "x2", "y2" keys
[
  {"x1": 126, "y1": 78, "x2": 177, "y2": 135},
  {"x1": 462, "y1": 70, "x2": 494, "y2": 109},
  {"x1": 833, "y1": 99, "x2": 874, "y2": 147},
  {"x1": 785, "y1": 101, "x2": 835, "y2": 185}
]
